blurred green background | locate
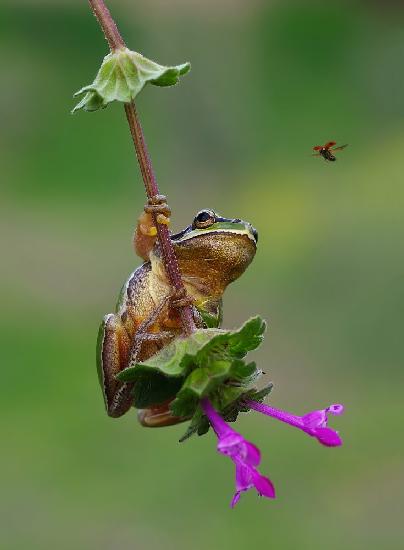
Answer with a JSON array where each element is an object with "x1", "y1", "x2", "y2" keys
[{"x1": 1, "y1": 0, "x2": 403, "y2": 548}]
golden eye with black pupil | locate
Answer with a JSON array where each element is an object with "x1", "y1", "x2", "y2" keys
[{"x1": 192, "y1": 209, "x2": 216, "y2": 229}]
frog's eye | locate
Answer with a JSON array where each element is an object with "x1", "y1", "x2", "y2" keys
[{"x1": 192, "y1": 209, "x2": 216, "y2": 229}]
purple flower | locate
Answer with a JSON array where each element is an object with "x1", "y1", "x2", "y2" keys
[
  {"x1": 245, "y1": 401, "x2": 344, "y2": 447},
  {"x1": 201, "y1": 397, "x2": 344, "y2": 507},
  {"x1": 201, "y1": 398, "x2": 275, "y2": 507}
]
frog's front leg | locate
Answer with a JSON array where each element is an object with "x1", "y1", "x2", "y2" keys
[{"x1": 134, "y1": 195, "x2": 171, "y2": 261}]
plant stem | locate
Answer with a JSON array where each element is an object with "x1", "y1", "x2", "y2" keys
[
  {"x1": 88, "y1": 0, "x2": 125, "y2": 51},
  {"x1": 87, "y1": 0, "x2": 196, "y2": 335}
]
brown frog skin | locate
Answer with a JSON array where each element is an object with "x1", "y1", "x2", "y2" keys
[{"x1": 97, "y1": 208, "x2": 258, "y2": 426}]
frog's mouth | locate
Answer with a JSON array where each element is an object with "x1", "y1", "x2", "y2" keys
[{"x1": 171, "y1": 216, "x2": 258, "y2": 244}]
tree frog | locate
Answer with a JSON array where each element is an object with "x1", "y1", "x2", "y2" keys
[{"x1": 97, "y1": 202, "x2": 258, "y2": 426}]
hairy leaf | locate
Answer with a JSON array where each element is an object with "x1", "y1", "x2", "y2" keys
[{"x1": 73, "y1": 48, "x2": 190, "y2": 113}]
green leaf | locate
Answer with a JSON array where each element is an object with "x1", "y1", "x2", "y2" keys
[
  {"x1": 184, "y1": 361, "x2": 231, "y2": 396},
  {"x1": 170, "y1": 359, "x2": 231, "y2": 417},
  {"x1": 250, "y1": 383, "x2": 274, "y2": 402},
  {"x1": 236, "y1": 383, "x2": 274, "y2": 413},
  {"x1": 192, "y1": 316, "x2": 266, "y2": 366},
  {"x1": 116, "y1": 316, "x2": 267, "y2": 427},
  {"x1": 181, "y1": 368, "x2": 210, "y2": 398},
  {"x1": 116, "y1": 330, "x2": 218, "y2": 382},
  {"x1": 197, "y1": 417, "x2": 210, "y2": 436},
  {"x1": 170, "y1": 394, "x2": 198, "y2": 418},
  {"x1": 219, "y1": 383, "x2": 274, "y2": 421},
  {"x1": 72, "y1": 48, "x2": 191, "y2": 113},
  {"x1": 197, "y1": 299, "x2": 223, "y2": 328},
  {"x1": 227, "y1": 316, "x2": 267, "y2": 357},
  {"x1": 178, "y1": 406, "x2": 211, "y2": 442},
  {"x1": 178, "y1": 406, "x2": 204, "y2": 442},
  {"x1": 118, "y1": 316, "x2": 266, "y2": 384},
  {"x1": 132, "y1": 373, "x2": 183, "y2": 409},
  {"x1": 229, "y1": 360, "x2": 260, "y2": 385}
]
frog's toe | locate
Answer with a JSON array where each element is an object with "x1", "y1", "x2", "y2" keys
[{"x1": 137, "y1": 401, "x2": 187, "y2": 427}]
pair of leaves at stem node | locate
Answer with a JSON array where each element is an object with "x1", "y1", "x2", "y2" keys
[
  {"x1": 117, "y1": 316, "x2": 270, "y2": 439},
  {"x1": 72, "y1": 47, "x2": 190, "y2": 113}
]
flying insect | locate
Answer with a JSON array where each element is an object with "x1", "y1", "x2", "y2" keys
[{"x1": 313, "y1": 141, "x2": 348, "y2": 162}]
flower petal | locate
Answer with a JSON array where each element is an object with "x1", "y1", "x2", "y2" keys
[
  {"x1": 243, "y1": 441, "x2": 261, "y2": 466},
  {"x1": 231, "y1": 492, "x2": 241, "y2": 508},
  {"x1": 233, "y1": 461, "x2": 275, "y2": 504},
  {"x1": 235, "y1": 461, "x2": 253, "y2": 493},
  {"x1": 217, "y1": 433, "x2": 245, "y2": 459},
  {"x1": 302, "y1": 409, "x2": 327, "y2": 429},
  {"x1": 313, "y1": 427, "x2": 343, "y2": 447},
  {"x1": 328, "y1": 404, "x2": 344, "y2": 416},
  {"x1": 252, "y1": 470, "x2": 276, "y2": 499}
]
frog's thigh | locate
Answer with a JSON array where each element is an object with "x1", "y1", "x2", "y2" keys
[{"x1": 97, "y1": 313, "x2": 132, "y2": 415}]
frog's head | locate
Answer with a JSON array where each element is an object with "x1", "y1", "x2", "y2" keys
[{"x1": 170, "y1": 209, "x2": 258, "y2": 297}]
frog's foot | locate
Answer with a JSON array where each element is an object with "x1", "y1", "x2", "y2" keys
[
  {"x1": 169, "y1": 287, "x2": 194, "y2": 309},
  {"x1": 137, "y1": 400, "x2": 188, "y2": 428},
  {"x1": 160, "y1": 288, "x2": 200, "y2": 330}
]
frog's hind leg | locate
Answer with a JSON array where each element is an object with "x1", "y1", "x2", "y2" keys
[
  {"x1": 98, "y1": 296, "x2": 174, "y2": 419},
  {"x1": 97, "y1": 313, "x2": 133, "y2": 418},
  {"x1": 98, "y1": 291, "x2": 195, "y2": 422},
  {"x1": 138, "y1": 401, "x2": 187, "y2": 428}
]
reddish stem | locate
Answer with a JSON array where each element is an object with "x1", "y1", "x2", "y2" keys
[
  {"x1": 88, "y1": 0, "x2": 125, "y2": 51},
  {"x1": 88, "y1": 0, "x2": 196, "y2": 335}
]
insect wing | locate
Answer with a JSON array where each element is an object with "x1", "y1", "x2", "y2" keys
[
  {"x1": 324, "y1": 141, "x2": 337, "y2": 149},
  {"x1": 332, "y1": 144, "x2": 348, "y2": 152},
  {"x1": 313, "y1": 145, "x2": 323, "y2": 151}
]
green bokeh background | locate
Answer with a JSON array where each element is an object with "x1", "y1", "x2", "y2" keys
[{"x1": 1, "y1": 1, "x2": 403, "y2": 548}]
